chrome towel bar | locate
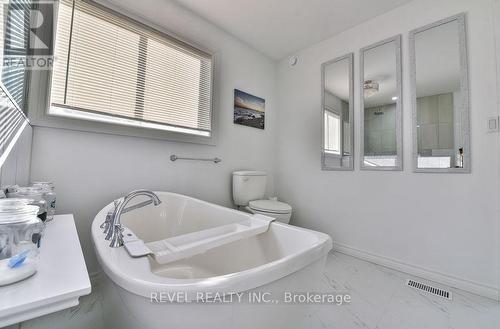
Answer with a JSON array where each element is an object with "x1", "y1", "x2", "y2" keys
[{"x1": 170, "y1": 155, "x2": 221, "y2": 163}]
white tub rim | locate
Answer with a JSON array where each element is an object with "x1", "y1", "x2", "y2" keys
[{"x1": 91, "y1": 191, "x2": 332, "y2": 300}]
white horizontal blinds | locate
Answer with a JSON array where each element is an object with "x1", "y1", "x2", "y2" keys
[
  {"x1": 51, "y1": 0, "x2": 213, "y2": 133},
  {"x1": 0, "y1": 89, "x2": 25, "y2": 154},
  {"x1": 1, "y1": 0, "x2": 32, "y2": 109},
  {"x1": 143, "y1": 39, "x2": 211, "y2": 130},
  {"x1": 50, "y1": 0, "x2": 72, "y2": 107},
  {"x1": 55, "y1": 0, "x2": 140, "y2": 118}
]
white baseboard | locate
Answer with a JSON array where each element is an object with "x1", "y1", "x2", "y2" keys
[{"x1": 333, "y1": 242, "x2": 499, "y2": 301}]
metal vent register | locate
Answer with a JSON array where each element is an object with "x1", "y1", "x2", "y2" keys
[{"x1": 406, "y1": 279, "x2": 452, "y2": 300}]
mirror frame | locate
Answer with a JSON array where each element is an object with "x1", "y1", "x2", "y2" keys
[
  {"x1": 359, "y1": 35, "x2": 403, "y2": 171},
  {"x1": 409, "y1": 13, "x2": 470, "y2": 173},
  {"x1": 321, "y1": 53, "x2": 354, "y2": 171}
]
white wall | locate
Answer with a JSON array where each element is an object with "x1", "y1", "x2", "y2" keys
[
  {"x1": 30, "y1": 0, "x2": 277, "y2": 274},
  {"x1": 276, "y1": 0, "x2": 500, "y2": 297},
  {"x1": 493, "y1": 0, "x2": 500, "y2": 296}
]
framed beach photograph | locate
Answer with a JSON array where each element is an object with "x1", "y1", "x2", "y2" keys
[{"x1": 233, "y1": 89, "x2": 265, "y2": 129}]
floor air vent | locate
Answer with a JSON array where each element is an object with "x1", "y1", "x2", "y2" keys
[{"x1": 406, "y1": 279, "x2": 452, "y2": 300}]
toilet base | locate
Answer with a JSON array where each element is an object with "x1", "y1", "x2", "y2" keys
[{"x1": 244, "y1": 206, "x2": 291, "y2": 224}]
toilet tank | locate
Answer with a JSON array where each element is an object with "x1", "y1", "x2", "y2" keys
[{"x1": 232, "y1": 171, "x2": 267, "y2": 206}]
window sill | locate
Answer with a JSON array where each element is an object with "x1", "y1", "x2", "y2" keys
[
  {"x1": 50, "y1": 106, "x2": 211, "y2": 137},
  {"x1": 29, "y1": 111, "x2": 217, "y2": 145}
]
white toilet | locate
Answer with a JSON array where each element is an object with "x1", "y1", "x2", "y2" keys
[{"x1": 232, "y1": 171, "x2": 292, "y2": 223}]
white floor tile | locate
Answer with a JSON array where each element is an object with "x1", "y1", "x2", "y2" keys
[
  {"x1": 15, "y1": 252, "x2": 500, "y2": 329},
  {"x1": 309, "y1": 252, "x2": 500, "y2": 329}
]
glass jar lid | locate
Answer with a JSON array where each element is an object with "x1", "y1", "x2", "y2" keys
[
  {"x1": 9, "y1": 187, "x2": 44, "y2": 197},
  {"x1": 0, "y1": 204, "x2": 40, "y2": 224},
  {"x1": 0, "y1": 198, "x2": 36, "y2": 209},
  {"x1": 31, "y1": 182, "x2": 55, "y2": 191}
]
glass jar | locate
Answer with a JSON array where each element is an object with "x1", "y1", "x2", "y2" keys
[
  {"x1": 7, "y1": 187, "x2": 49, "y2": 222},
  {"x1": 0, "y1": 200, "x2": 43, "y2": 286},
  {"x1": 31, "y1": 182, "x2": 56, "y2": 221},
  {"x1": 0, "y1": 198, "x2": 45, "y2": 246}
]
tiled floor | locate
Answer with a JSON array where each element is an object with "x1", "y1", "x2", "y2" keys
[
  {"x1": 16, "y1": 252, "x2": 500, "y2": 329},
  {"x1": 308, "y1": 252, "x2": 500, "y2": 329}
]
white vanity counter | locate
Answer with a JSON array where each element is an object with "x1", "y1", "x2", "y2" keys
[{"x1": 0, "y1": 214, "x2": 91, "y2": 327}]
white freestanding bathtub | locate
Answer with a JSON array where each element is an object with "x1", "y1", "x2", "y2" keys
[{"x1": 91, "y1": 192, "x2": 332, "y2": 329}]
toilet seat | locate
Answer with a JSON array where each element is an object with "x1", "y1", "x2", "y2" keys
[{"x1": 248, "y1": 199, "x2": 292, "y2": 214}]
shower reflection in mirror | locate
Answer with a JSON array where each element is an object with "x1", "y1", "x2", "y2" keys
[
  {"x1": 410, "y1": 13, "x2": 470, "y2": 172},
  {"x1": 321, "y1": 53, "x2": 354, "y2": 171},
  {"x1": 360, "y1": 35, "x2": 403, "y2": 170}
]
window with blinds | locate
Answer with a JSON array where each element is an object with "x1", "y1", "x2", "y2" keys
[
  {"x1": 1, "y1": 0, "x2": 32, "y2": 110},
  {"x1": 0, "y1": 1, "x2": 31, "y2": 168},
  {"x1": 49, "y1": 0, "x2": 213, "y2": 137},
  {"x1": 0, "y1": 86, "x2": 28, "y2": 168}
]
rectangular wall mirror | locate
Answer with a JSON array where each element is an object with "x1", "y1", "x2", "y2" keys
[
  {"x1": 321, "y1": 53, "x2": 354, "y2": 171},
  {"x1": 410, "y1": 13, "x2": 470, "y2": 173},
  {"x1": 360, "y1": 35, "x2": 403, "y2": 171}
]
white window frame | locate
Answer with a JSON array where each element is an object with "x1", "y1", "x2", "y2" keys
[{"x1": 27, "y1": 0, "x2": 218, "y2": 145}]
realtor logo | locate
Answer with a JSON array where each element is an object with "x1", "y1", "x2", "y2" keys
[{"x1": 1, "y1": 0, "x2": 54, "y2": 70}]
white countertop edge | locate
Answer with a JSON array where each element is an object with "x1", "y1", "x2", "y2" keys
[
  {"x1": 0, "y1": 214, "x2": 92, "y2": 328},
  {"x1": 0, "y1": 297, "x2": 81, "y2": 327},
  {"x1": 0, "y1": 285, "x2": 92, "y2": 319}
]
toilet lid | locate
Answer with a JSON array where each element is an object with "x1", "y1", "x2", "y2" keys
[{"x1": 248, "y1": 200, "x2": 292, "y2": 214}]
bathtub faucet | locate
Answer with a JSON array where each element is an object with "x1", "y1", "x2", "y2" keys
[{"x1": 107, "y1": 190, "x2": 162, "y2": 248}]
